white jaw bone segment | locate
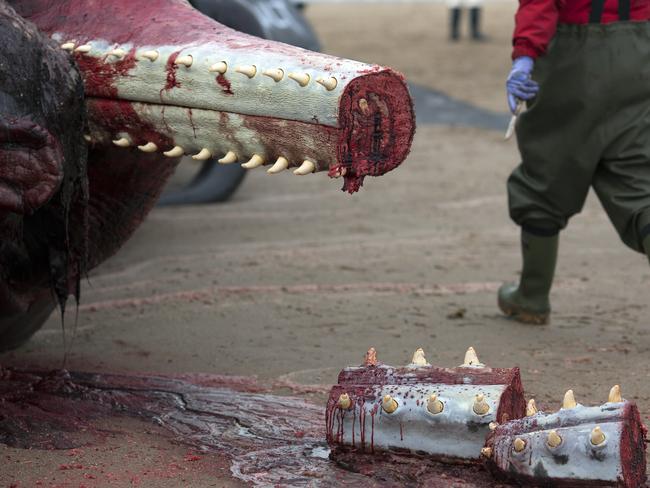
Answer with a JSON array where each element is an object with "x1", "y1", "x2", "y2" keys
[
  {"x1": 328, "y1": 383, "x2": 506, "y2": 460},
  {"x1": 488, "y1": 401, "x2": 646, "y2": 486}
]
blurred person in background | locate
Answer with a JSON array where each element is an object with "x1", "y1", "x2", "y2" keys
[
  {"x1": 499, "y1": 0, "x2": 650, "y2": 325},
  {"x1": 448, "y1": 0, "x2": 487, "y2": 41}
]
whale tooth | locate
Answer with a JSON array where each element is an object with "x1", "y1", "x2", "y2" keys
[
  {"x1": 267, "y1": 156, "x2": 289, "y2": 174},
  {"x1": 61, "y1": 41, "x2": 75, "y2": 51},
  {"x1": 462, "y1": 346, "x2": 483, "y2": 367},
  {"x1": 108, "y1": 48, "x2": 126, "y2": 58},
  {"x1": 562, "y1": 389, "x2": 577, "y2": 409},
  {"x1": 83, "y1": 134, "x2": 92, "y2": 142},
  {"x1": 608, "y1": 385, "x2": 622, "y2": 403},
  {"x1": 426, "y1": 394, "x2": 444, "y2": 415},
  {"x1": 288, "y1": 72, "x2": 310, "y2": 87},
  {"x1": 137, "y1": 142, "x2": 158, "y2": 153},
  {"x1": 381, "y1": 395, "x2": 398, "y2": 414},
  {"x1": 489, "y1": 421, "x2": 499, "y2": 431},
  {"x1": 293, "y1": 160, "x2": 316, "y2": 175},
  {"x1": 481, "y1": 447, "x2": 492, "y2": 458},
  {"x1": 74, "y1": 44, "x2": 91, "y2": 53},
  {"x1": 241, "y1": 154, "x2": 264, "y2": 169},
  {"x1": 174, "y1": 54, "x2": 193, "y2": 67},
  {"x1": 263, "y1": 68, "x2": 284, "y2": 82},
  {"x1": 338, "y1": 393, "x2": 352, "y2": 410},
  {"x1": 473, "y1": 393, "x2": 490, "y2": 415},
  {"x1": 192, "y1": 148, "x2": 212, "y2": 161},
  {"x1": 218, "y1": 150, "x2": 237, "y2": 164},
  {"x1": 364, "y1": 347, "x2": 378, "y2": 366},
  {"x1": 513, "y1": 438, "x2": 526, "y2": 453},
  {"x1": 235, "y1": 65, "x2": 257, "y2": 78},
  {"x1": 163, "y1": 146, "x2": 184, "y2": 158},
  {"x1": 410, "y1": 348, "x2": 429, "y2": 366},
  {"x1": 591, "y1": 426, "x2": 606, "y2": 446},
  {"x1": 140, "y1": 50, "x2": 159, "y2": 62},
  {"x1": 547, "y1": 430, "x2": 562, "y2": 448},
  {"x1": 359, "y1": 98, "x2": 369, "y2": 113},
  {"x1": 112, "y1": 137, "x2": 132, "y2": 147},
  {"x1": 209, "y1": 61, "x2": 228, "y2": 74},
  {"x1": 526, "y1": 399, "x2": 538, "y2": 416},
  {"x1": 316, "y1": 76, "x2": 337, "y2": 91}
]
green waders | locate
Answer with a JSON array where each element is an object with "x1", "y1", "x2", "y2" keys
[{"x1": 502, "y1": 12, "x2": 650, "y2": 323}]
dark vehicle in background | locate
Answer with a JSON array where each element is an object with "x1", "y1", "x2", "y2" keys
[{"x1": 158, "y1": 0, "x2": 320, "y2": 206}]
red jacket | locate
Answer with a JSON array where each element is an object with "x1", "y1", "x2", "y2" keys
[{"x1": 513, "y1": 0, "x2": 650, "y2": 59}]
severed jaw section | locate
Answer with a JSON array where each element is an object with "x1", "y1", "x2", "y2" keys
[
  {"x1": 326, "y1": 347, "x2": 526, "y2": 461},
  {"x1": 483, "y1": 386, "x2": 647, "y2": 488},
  {"x1": 15, "y1": 0, "x2": 415, "y2": 193},
  {"x1": 328, "y1": 351, "x2": 647, "y2": 487}
]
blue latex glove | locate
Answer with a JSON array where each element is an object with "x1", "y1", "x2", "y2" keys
[{"x1": 506, "y1": 56, "x2": 539, "y2": 114}]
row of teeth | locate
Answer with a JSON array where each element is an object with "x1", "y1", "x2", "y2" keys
[
  {"x1": 91, "y1": 135, "x2": 322, "y2": 175},
  {"x1": 337, "y1": 390, "x2": 492, "y2": 417},
  {"x1": 368, "y1": 346, "x2": 624, "y2": 411},
  {"x1": 522, "y1": 385, "x2": 623, "y2": 418},
  {"x1": 481, "y1": 423, "x2": 609, "y2": 460},
  {"x1": 60, "y1": 41, "x2": 338, "y2": 90},
  {"x1": 364, "y1": 345, "x2": 485, "y2": 368}
]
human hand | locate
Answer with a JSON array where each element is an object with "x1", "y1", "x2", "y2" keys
[{"x1": 506, "y1": 56, "x2": 538, "y2": 114}]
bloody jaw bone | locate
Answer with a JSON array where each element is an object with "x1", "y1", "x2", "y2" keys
[
  {"x1": 13, "y1": 0, "x2": 415, "y2": 193},
  {"x1": 326, "y1": 346, "x2": 526, "y2": 461},
  {"x1": 483, "y1": 386, "x2": 647, "y2": 488}
]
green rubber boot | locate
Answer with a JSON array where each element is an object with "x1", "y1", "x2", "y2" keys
[{"x1": 498, "y1": 230, "x2": 559, "y2": 325}]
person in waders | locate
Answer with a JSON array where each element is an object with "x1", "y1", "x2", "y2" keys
[{"x1": 499, "y1": 0, "x2": 650, "y2": 324}]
